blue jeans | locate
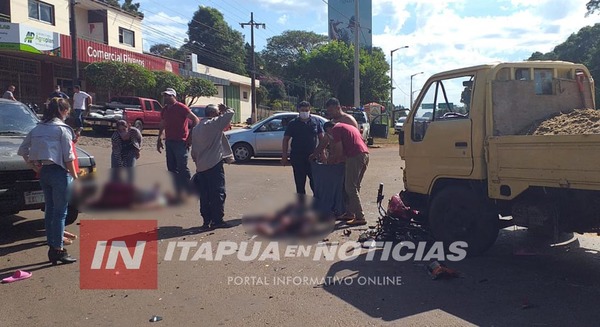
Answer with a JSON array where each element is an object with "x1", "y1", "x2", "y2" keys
[
  {"x1": 111, "y1": 153, "x2": 136, "y2": 184},
  {"x1": 192, "y1": 162, "x2": 226, "y2": 226},
  {"x1": 73, "y1": 109, "x2": 84, "y2": 128},
  {"x1": 165, "y1": 140, "x2": 191, "y2": 196},
  {"x1": 39, "y1": 165, "x2": 73, "y2": 249}
]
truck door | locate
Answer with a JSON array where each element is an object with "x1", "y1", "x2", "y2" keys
[
  {"x1": 146, "y1": 100, "x2": 161, "y2": 128},
  {"x1": 403, "y1": 75, "x2": 475, "y2": 194}
]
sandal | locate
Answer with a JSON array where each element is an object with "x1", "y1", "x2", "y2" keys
[
  {"x1": 64, "y1": 231, "x2": 78, "y2": 240},
  {"x1": 346, "y1": 218, "x2": 367, "y2": 226},
  {"x1": 336, "y1": 213, "x2": 355, "y2": 221},
  {"x1": 63, "y1": 237, "x2": 73, "y2": 246}
]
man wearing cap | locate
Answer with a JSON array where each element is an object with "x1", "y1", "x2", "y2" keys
[{"x1": 157, "y1": 88, "x2": 200, "y2": 202}]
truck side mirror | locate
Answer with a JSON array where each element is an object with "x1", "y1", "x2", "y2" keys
[{"x1": 398, "y1": 130, "x2": 405, "y2": 145}]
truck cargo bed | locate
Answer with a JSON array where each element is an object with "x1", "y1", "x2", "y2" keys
[{"x1": 487, "y1": 134, "x2": 600, "y2": 199}]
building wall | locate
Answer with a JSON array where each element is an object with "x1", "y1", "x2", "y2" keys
[
  {"x1": 194, "y1": 63, "x2": 255, "y2": 123},
  {"x1": 10, "y1": 0, "x2": 70, "y2": 34},
  {"x1": 105, "y1": 9, "x2": 143, "y2": 53}
]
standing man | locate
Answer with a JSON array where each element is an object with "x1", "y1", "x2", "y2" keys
[
  {"x1": 312, "y1": 121, "x2": 369, "y2": 226},
  {"x1": 157, "y1": 88, "x2": 199, "y2": 203},
  {"x1": 72, "y1": 85, "x2": 92, "y2": 136},
  {"x1": 324, "y1": 97, "x2": 358, "y2": 129},
  {"x1": 191, "y1": 104, "x2": 234, "y2": 229},
  {"x1": 281, "y1": 101, "x2": 324, "y2": 204},
  {"x1": 49, "y1": 85, "x2": 69, "y2": 100},
  {"x1": 3, "y1": 85, "x2": 16, "y2": 101}
]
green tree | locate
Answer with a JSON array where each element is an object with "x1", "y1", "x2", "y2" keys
[
  {"x1": 146, "y1": 71, "x2": 184, "y2": 100},
  {"x1": 256, "y1": 85, "x2": 269, "y2": 105},
  {"x1": 84, "y1": 61, "x2": 155, "y2": 98},
  {"x1": 149, "y1": 43, "x2": 185, "y2": 60},
  {"x1": 586, "y1": 0, "x2": 600, "y2": 15},
  {"x1": 300, "y1": 41, "x2": 353, "y2": 100},
  {"x1": 121, "y1": 0, "x2": 143, "y2": 18},
  {"x1": 186, "y1": 7, "x2": 246, "y2": 74},
  {"x1": 360, "y1": 47, "x2": 390, "y2": 104},
  {"x1": 181, "y1": 77, "x2": 218, "y2": 107},
  {"x1": 261, "y1": 30, "x2": 328, "y2": 78}
]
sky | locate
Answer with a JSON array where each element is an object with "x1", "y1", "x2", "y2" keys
[{"x1": 135, "y1": 0, "x2": 600, "y2": 107}]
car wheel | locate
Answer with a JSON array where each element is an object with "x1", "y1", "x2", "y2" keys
[
  {"x1": 429, "y1": 185, "x2": 499, "y2": 256},
  {"x1": 65, "y1": 205, "x2": 79, "y2": 226},
  {"x1": 232, "y1": 143, "x2": 253, "y2": 163},
  {"x1": 134, "y1": 120, "x2": 143, "y2": 133}
]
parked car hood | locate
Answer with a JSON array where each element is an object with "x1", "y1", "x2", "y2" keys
[{"x1": 0, "y1": 135, "x2": 95, "y2": 170}]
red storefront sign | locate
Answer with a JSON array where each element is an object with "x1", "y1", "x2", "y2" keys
[{"x1": 59, "y1": 34, "x2": 179, "y2": 74}]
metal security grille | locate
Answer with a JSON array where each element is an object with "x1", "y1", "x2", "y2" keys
[{"x1": 0, "y1": 55, "x2": 41, "y2": 104}]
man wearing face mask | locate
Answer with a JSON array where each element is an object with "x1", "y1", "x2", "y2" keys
[{"x1": 281, "y1": 101, "x2": 324, "y2": 204}]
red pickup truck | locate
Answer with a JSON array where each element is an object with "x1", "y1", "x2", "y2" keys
[{"x1": 85, "y1": 96, "x2": 162, "y2": 134}]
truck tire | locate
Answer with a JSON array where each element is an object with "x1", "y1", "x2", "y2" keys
[
  {"x1": 134, "y1": 120, "x2": 143, "y2": 133},
  {"x1": 232, "y1": 143, "x2": 253, "y2": 163},
  {"x1": 429, "y1": 185, "x2": 499, "y2": 256},
  {"x1": 65, "y1": 205, "x2": 79, "y2": 226}
]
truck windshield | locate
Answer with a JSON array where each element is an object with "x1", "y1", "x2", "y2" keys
[{"x1": 0, "y1": 101, "x2": 39, "y2": 135}]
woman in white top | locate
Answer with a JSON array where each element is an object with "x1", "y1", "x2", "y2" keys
[{"x1": 18, "y1": 98, "x2": 79, "y2": 265}]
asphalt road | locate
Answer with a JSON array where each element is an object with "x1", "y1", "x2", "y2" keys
[{"x1": 2, "y1": 135, "x2": 600, "y2": 326}]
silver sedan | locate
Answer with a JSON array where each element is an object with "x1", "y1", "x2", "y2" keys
[{"x1": 225, "y1": 112, "x2": 327, "y2": 163}]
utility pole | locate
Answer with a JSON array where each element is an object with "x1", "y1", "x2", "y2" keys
[
  {"x1": 241, "y1": 12, "x2": 265, "y2": 124},
  {"x1": 410, "y1": 72, "x2": 424, "y2": 110},
  {"x1": 353, "y1": 0, "x2": 360, "y2": 108},
  {"x1": 69, "y1": 0, "x2": 79, "y2": 87}
]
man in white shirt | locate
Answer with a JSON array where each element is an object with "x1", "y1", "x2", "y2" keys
[{"x1": 72, "y1": 85, "x2": 92, "y2": 134}]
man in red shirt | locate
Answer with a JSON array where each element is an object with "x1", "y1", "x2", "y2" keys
[
  {"x1": 313, "y1": 121, "x2": 369, "y2": 225},
  {"x1": 157, "y1": 88, "x2": 200, "y2": 202}
]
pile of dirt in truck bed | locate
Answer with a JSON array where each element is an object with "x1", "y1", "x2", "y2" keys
[{"x1": 522, "y1": 109, "x2": 600, "y2": 135}]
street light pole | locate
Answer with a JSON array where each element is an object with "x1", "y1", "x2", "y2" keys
[
  {"x1": 390, "y1": 46, "x2": 408, "y2": 111},
  {"x1": 410, "y1": 72, "x2": 424, "y2": 110}
]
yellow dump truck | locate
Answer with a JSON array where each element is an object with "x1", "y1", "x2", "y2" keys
[{"x1": 399, "y1": 61, "x2": 597, "y2": 255}]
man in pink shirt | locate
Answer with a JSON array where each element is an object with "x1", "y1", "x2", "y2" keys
[{"x1": 313, "y1": 121, "x2": 369, "y2": 225}]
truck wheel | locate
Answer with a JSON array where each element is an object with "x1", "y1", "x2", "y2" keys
[
  {"x1": 232, "y1": 143, "x2": 253, "y2": 163},
  {"x1": 92, "y1": 126, "x2": 111, "y2": 136},
  {"x1": 134, "y1": 120, "x2": 143, "y2": 133},
  {"x1": 429, "y1": 185, "x2": 499, "y2": 256},
  {"x1": 65, "y1": 205, "x2": 79, "y2": 226}
]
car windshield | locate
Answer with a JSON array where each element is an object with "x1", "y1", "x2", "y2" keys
[
  {"x1": 0, "y1": 101, "x2": 39, "y2": 135},
  {"x1": 350, "y1": 112, "x2": 367, "y2": 123},
  {"x1": 191, "y1": 106, "x2": 206, "y2": 118}
]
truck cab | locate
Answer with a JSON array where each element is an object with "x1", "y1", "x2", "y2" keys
[{"x1": 399, "y1": 61, "x2": 597, "y2": 255}]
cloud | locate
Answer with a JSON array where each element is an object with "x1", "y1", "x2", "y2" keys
[
  {"x1": 142, "y1": 11, "x2": 189, "y2": 50},
  {"x1": 376, "y1": 0, "x2": 600, "y2": 106},
  {"x1": 277, "y1": 14, "x2": 288, "y2": 25}
]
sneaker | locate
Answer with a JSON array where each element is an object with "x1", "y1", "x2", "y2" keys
[{"x1": 211, "y1": 221, "x2": 232, "y2": 229}]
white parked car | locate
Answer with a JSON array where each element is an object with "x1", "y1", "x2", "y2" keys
[
  {"x1": 225, "y1": 112, "x2": 327, "y2": 163},
  {"x1": 394, "y1": 116, "x2": 407, "y2": 134}
]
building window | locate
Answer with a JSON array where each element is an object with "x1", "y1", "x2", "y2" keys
[
  {"x1": 119, "y1": 27, "x2": 135, "y2": 47},
  {"x1": 28, "y1": 0, "x2": 54, "y2": 25},
  {"x1": 243, "y1": 91, "x2": 248, "y2": 100}
]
